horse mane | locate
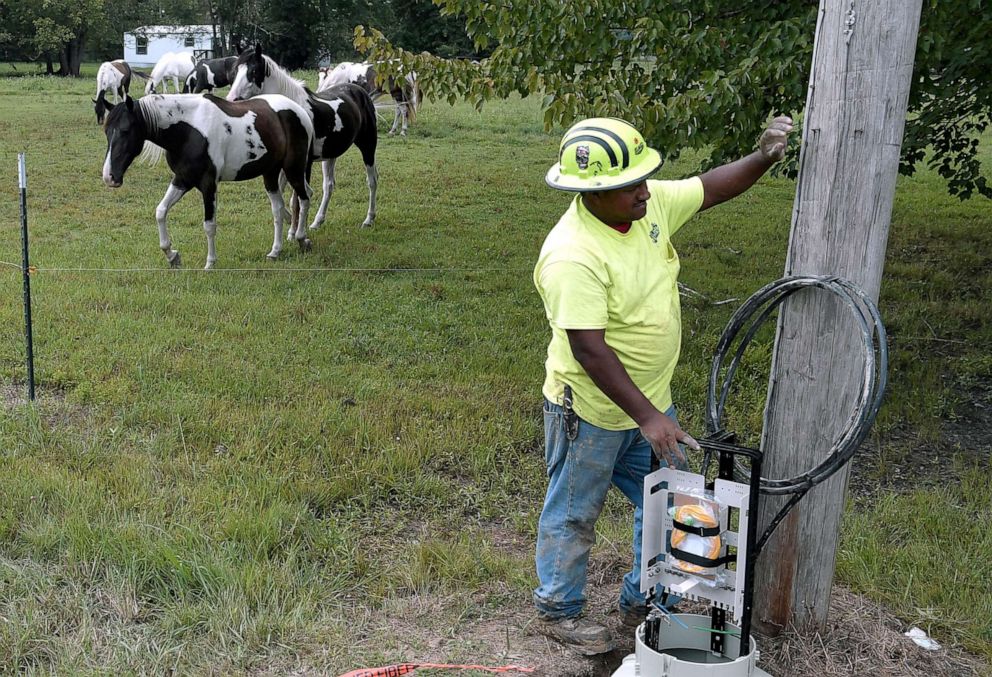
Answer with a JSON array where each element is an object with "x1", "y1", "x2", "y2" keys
[
  {"x1": 136, "y1": 97, "x2": 166, "y2": 166},
  {"x1": 260, "y1": 55, "x2": 308, "y2": 105}
]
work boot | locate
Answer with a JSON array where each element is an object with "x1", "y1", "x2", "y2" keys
[
  {"x1": 619, "y1": 604, "x2": 650, "y2": 628},
  {"x1": 535, "y1": 616, "x2": 615, "y2": 655},
  {"x1": 619, "y1": 601, "x2": 682, "y2": 627}
]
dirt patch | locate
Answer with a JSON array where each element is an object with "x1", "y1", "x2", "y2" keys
[
  {"x1": 324, "y1": 554, "x2": 988, "y2": 677},
  {"x1": 848, "y1": 394, "x2": 992, "y2": 500},
  {"x1": 1, "y1": 381, "x2": 90, "y2": 431}
]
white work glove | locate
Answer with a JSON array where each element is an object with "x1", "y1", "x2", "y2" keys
[{"x1": 759, "y1": 115, "x2": 794, "y2": 162}]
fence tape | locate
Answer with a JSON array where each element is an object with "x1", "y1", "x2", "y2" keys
[{"x1": 337, "y1": 663, "x2": 535, "y2": 677}]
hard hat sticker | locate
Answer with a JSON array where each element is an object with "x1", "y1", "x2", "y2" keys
[
  {"x1": 575, "y1": 145, "x2": 590, "y2": 170},
  {"x1": 633, "y1": 137, "x2": 645, "y2": 155}
]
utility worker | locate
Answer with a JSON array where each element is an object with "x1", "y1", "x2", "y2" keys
[{"x1": 533, "y1": 115, "x2": 793, "y2": 655}]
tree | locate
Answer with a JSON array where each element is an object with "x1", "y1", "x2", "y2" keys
[
  {"x1": 0, "y1": 0, "x2": 104, "y2": 75},
  {"x1": 372, "y1": 0, "x2": 479, "y2": 59},
  {"x1": 354, "y1": 0, "x2": 990, "y2": 200},
  {"x1": 0, "y1": 0, "x2": 204, "y2": 74}
]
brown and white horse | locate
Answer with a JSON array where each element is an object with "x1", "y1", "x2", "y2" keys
[
  {"x1": 94, "y1": 60, "x2": 133, "y2": 123},
  {"x1": 228, "y1": 45, "x2": 379, "y2": 234},
  {"x1": 99, "y1": 92, "x2": 314, "y2": 269},
  {"x1": 317, "y1": 61, "x2": 420, "y2": 137}
]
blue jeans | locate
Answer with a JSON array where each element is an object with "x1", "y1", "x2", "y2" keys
[{"x1": 533, "y1": 399, "x2": 686, "y2": 619}]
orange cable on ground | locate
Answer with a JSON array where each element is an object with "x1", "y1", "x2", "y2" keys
[{"x1": 337, "y1": 662, "x2": 535, "y2": 677}]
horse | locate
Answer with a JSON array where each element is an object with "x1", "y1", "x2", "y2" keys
[
  {"x1": 98, "y1": 92, "x2": 315, "y2": 269},
  {"x1": 94, "y1": 60, "x2": 133, "y2": 123},
  {"x1": 186, "y1": 55, "x2": 238, "y2": 93},
  {"x1": 144, "y1": 51, "x2": 195, "y2": 94},
  {"x1": 227, "y1": 45, "x2": 378, "y2": 236},
  {"x1": 317, "y1": 61, "x2": 420, "y2": 136}
]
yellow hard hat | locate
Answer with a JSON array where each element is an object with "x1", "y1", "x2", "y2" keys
[{"x1": 546, "y1": 118, "x2": 663, "y2": 192}]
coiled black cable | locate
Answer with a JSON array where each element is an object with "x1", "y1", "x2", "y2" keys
[{"x1": 702, "y1": 275, "x2": 888, "y2": 553}]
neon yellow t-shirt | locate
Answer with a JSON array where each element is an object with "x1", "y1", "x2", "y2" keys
[{"x1": 534, "y1": 177, "x2": 704, "y2": 430}]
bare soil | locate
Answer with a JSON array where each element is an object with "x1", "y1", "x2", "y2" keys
[
  {"x1": 329, "y1": 561, "x2": 989, "y2": 677},
  {"x1": 847, "y1": 394, "x2": 992, "y2": 500}
]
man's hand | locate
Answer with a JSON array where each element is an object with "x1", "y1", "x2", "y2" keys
[
  {"x1": 639, "y1": 410, "x2": 700, "y2": 469},
  {"x1": 758, "y1": 115, "x2": 794, "y2": 162}
]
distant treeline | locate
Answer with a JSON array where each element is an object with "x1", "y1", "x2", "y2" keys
[{"x1": 0, "y1": 0, "x2": 486, "y2": 75}]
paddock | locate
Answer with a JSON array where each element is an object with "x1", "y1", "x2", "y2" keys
[{"x1": 0, "y1": 62, "x2": 990, "y2": 676}]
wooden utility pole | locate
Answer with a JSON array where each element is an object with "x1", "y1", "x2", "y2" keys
[{"x1": 754, "y1": 0, "x2": 923, "y2": 633}]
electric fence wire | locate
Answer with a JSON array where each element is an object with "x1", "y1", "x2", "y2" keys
[
  {"x1": 0, "y1": 261, "x2": 531, "y2": 274},
  {"x1": 704, "y1": 275, "x2": 888, "y2": 554}
]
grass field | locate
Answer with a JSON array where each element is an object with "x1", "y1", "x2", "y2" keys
[{"x1": 0, "y1": 63, "x2": 989, "y2": 673}]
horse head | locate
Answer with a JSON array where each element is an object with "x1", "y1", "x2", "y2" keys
[
  {"x1": 93, "y1": 90, "x2": 108, "y2": 124},
  {"x1": 227, "y1": 44, "x2": 267, "y2": 101},
  {"x1": 101, "y1": 96, "x2": 147, "y2": 188}
]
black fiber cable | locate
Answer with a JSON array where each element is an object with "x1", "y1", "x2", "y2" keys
[{"x1": 703, "y1": 275, "x2": 888, "y2": 553}]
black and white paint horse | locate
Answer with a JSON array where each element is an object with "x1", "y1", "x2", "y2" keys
[
  {"x1": 94, "y1": 60, "x2": 133, "y2": 123},
  {"x1": 317, "y1": 61, "x2": 420, "y2": 136},
  {"x1": 99, "y1": 92, "x2": 314, "y2": 269},
  {"x1": 185, "y1": 56, "x2": 238, "y2": 93},
  {"x1": 144, "y1": 51, "x2": 195, "y2": 94},
  {"x1": 227, "y1": 45, "x2": 378, "y2": 234}
]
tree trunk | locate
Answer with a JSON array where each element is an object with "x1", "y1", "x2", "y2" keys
[
  {"x1": 68, "y1": 37, "x2": 84, "y2": 76},
  {"x1": 58, "y1": 48, "x2": 70, "y2": 75},
  {"x1": 753, "y1": 0, "x2": 923, "y2": 634}
]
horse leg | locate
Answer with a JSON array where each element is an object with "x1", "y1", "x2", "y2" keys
[
  {"x1": 200, "y1": 183, "x2": 219, "y2": 270},
  {"x1": 388, "y1": 104, "x2": 403, "y2": 136},
  {"x1": 355, "y1": 131, "x2": 378, "y2": 229},
  {"x1": 288, "y1": 174, "x2": 312, "y2": 252},
  {"x1": 156, "y1": 181, "x2": 189, "y2": 267},
  {"x1": 288, "y1": 191, "x2": 300, "y2": 241},
  {"x1": 293, "y1": 161, "x2": 315, "y2": 235},
  {"x1": 361, "y1": 162, "x2": 378, "y2": 229},
  {"x1": 276, "y1": 171, "x2": 294, "y2": 240},
  {"x1": 308, "y1": 157, "x2": 336, "y2": 231},
  {"x1": 263, "y1": 173, "x2": 288, "y2": 260}
]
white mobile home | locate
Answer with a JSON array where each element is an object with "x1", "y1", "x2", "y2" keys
[{"x1": 124, "y1": 25, "x2": 216, "y2": 67}]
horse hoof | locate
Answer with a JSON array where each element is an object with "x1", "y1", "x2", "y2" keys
[
  {"x1": 204, "y1": 262, "x2": 215, "y2": 271},
  {"x1": 266, "y1": 252, "x2": 279, "y2": 261},
  {"x1": 169, "y1": 252, "x2": 182, "y2": 269},
  {"x1": 298, "y1": 238, "x2": 312, "y2": 253},
  {"x1": 360, "y1": 221, "x2": 374, "y2": 229},
  {"x1": 308, "y1": 222, "x2": 322, "y2": 231}
]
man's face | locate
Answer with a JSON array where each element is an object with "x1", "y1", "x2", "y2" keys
[{"x1": 584, "y1": 180, "x2": 651, "y2": 226}]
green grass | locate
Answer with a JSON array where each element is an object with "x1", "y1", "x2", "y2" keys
[
  {"x1": 838, "y1": 466, "x2": 992, "y2": 656},
  {"x1": 0, "y1": 63, "x2": 990, "y2": 671}
]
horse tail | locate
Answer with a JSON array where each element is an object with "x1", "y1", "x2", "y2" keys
[
  {"x1": 360, "y1": 85, "x2": 378, "y2": 132},
  {"x1": 406, "y1": 73, "x2": 420, "y2": 124},
  {"x1": 131, "y1": 70, "x2": 150, "y2": 80}
]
